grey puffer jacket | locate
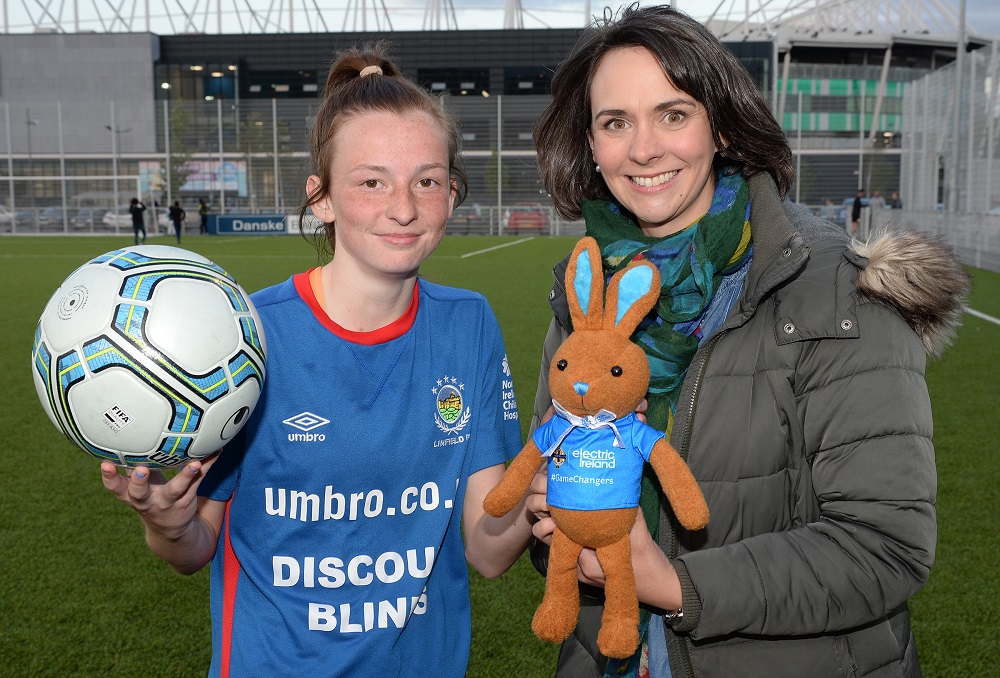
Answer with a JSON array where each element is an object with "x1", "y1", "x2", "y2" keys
[{"x1": 529, "y1": 174, "x2": 969, "y2": 678}]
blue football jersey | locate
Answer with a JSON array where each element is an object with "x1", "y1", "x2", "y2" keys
[
  {"x1": 534, "y1": 413, "x2": 663, "y2": 511},
  {"x1": 199, "y1": 272, "x2": 521, "y2": 677}
]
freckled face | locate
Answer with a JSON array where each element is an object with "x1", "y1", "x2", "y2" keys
[
  {"x1": 307, "y1": 110, "x2": 455, "y2": 280},
  {"x1": 588, "y1": 47, "x2": 718, "y2": 237}
]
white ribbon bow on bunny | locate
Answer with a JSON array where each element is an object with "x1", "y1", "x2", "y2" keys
[{"x1": 541, "y1": 400, "x2": 626, "y2": 458}]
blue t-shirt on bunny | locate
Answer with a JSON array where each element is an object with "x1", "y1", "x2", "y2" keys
[{"x1": 534, "y1": 411, "x2": 664, "y2": 511}]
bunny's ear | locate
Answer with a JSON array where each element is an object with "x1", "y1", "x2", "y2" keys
[
  {"x1": 604, "y1": 260, "x2": 661, "y2": 336},
  {"x1": 565, "y1": 237, "x2": 605, "y2": 331}
]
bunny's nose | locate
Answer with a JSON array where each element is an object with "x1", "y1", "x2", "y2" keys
[{"x1": 574, "y1": 382, "x2": 589, "y2": 396}]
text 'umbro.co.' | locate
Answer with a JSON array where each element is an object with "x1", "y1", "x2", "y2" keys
[{"x1": 264, "y1": 481, "x2": 457, "y2": 523}]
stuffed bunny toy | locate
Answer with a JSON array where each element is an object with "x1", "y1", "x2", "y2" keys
[{"x1": 483, "y1": 236, "x2": 709, "y2": 659}]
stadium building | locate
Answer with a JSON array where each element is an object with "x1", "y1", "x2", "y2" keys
[{"x1": 0, "y1": 0, "x2": 995, "y2": 232}]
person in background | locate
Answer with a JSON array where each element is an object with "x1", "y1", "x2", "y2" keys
[
  {"x1": 870, "y1": 190, "x2": 886, "y2": 213},
  {"x1": 198, "y1": 197, "x2": 210, "y2": 234},
  {"x1": 100, "y1": 43, "x2": 534, "y2": 677},
  {"x1": 891, "y1": 191, "x2": 903, "y2": 209},
  {"x1": 850, "y1": 188, "x2": 865, "y2": 236},
  {"x1": 822, "y1": 197, "x2": 835, "y2": 222},
  {"x1": 168, "y1": 200, "x2": 186, "y2": 244},
  {"x1": 128, "y1": 197, "x2": 146, "y2": 245},
  {"x1": 524, "y1": 5, "x2": 969, "y2": 677}
]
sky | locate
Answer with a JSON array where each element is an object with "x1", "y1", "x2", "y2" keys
[
  {"x1": 964, "y1": 0, "x2": 1000, "y2": 38},
  {"x1": 407, "y1": 1, "x2": 1000, "y2": 38},
  {"x1": 3, "y1": 0, "x2": 999, "y2": 38}
]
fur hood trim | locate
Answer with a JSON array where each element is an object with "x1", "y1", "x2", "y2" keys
[{"x1": 852, "y1": 229, "x2": 971, "y2": 359}]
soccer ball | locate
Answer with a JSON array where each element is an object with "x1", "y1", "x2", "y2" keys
[{"x1": 31, "y1": 245, "x2": 267, "y2": 468}]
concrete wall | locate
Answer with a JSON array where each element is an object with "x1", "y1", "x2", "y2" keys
[{"x1": 0, "y1": 33, "x2": 159, "y2": 154}]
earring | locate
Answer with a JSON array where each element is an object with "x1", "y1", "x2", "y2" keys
[{"x1": 595, "y1": 164, "x2": 601, "y2": 173}]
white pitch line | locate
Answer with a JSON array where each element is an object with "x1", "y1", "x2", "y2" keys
[
  {"x1": 967, "y1": 308, "x2": 1000, "y2": 327},
  {"x1": 460, "y1": 237, "x2": 534, "y2": 258}
]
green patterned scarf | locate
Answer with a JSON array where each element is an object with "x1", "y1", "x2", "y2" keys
[{"x1": 583, "y1": 169, "x2": 752, "y2": 677}]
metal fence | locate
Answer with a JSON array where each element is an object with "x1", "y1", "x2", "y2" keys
[
  {"x1": 4, "y1": 51, "x2": 1000, "y2": 275},
  {"x1": 886, "y1": 210, "x2": 1000, "y2": 273},
  {"x1": 0, "y1": 92, "x2": 901, "y2": 237},
  {"x1": 901, "y1": 41, "x2": 1000, "y2": 214},
  {"x1": 1, "y1": 94, "x2": 561, "y2": 234}
]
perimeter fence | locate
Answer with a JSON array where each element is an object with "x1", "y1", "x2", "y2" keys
[{"x1": 3, "y1": 45, "x2": 1000, "y2": 275}]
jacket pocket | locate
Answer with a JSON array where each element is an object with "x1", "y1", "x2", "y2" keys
[{"x1": 846, "y1": 617, "x2": 906, "y2": 678}]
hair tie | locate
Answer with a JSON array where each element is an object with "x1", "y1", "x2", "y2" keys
[{"x1": 359, "y1": 65, "x2": 383, "y2": 78}]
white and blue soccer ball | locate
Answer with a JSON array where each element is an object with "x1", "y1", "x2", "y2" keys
[{"x1": 31, "y1": 245, "x2": 267, "y2": 468}]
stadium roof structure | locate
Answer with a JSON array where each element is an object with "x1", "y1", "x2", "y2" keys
[
  {"x1": 0, "y1": 0, "x2": 992, "y2": 45},
  {"x1": 710, "y1": 0, "x2": 994, "y2": 49}
]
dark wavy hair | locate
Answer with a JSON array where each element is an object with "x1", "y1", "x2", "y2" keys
[
  {"x1": 299, "y1": 41, "x2": 468, "y2": 254},
  {"x1": 535, "y1": 4, "x2": 794, "y2": 221}
]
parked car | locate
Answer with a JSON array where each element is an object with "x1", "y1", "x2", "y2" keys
[
  {"x1": 504, "y1": 202, "x2": 548, "y2": 232},
  {"x1": 448, "y1": 204, "x2": 484, "y2": 234},
  {"x1": 13, "y1": 210, "x2": 37, "y2": 228},
  {"x1": 38, "y1": 206, "x2": 78, "y2": 229},
  {"x1": 70, "y1": 207, "x2": 107, "y2": 229}
]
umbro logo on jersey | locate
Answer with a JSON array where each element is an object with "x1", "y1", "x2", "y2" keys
[
  {"x1": 283, "y1": 412, "x2": 330, "y2": 442},
  {"x1": 283, "y1": 412, "x2": 330, "y2": 431}
]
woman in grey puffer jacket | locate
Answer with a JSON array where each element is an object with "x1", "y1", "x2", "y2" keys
[{"x1": 521, "y1": 6, "x2": 970, "y2": 678}]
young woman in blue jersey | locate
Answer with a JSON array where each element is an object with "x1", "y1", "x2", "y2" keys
[{"x1": 100, "y1": 44, "x2": 534, "y2": 677}]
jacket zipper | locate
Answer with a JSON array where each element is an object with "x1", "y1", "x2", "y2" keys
[{"x1": 668, "y1": 331, "x2": 724, "y2": 678}]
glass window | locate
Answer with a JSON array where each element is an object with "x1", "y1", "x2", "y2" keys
[
  {"x1": 503, "y1": 67, "x2": 553, "y2": 95},
  {"x1": 416, "y1": 68, "x2": 490, "y2": 96}
]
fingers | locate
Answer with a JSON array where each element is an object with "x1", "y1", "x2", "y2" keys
[
  {"x1": 531, "y1": 515, "x2": 556, "y2": 544},
  {"x1": 635, "y1": 398, "x2": 648, "y2": 424},
  {"x1": 577, "y1": 548, "x2": 605, "y2": 586},
  {"x1": 124, "y1": 465, "x2": 158, "y2": 508},
  {"x1": 529, "y1": 469, "x2": 548, "y2": 494},
  {"x1": 526, "y1": 469, "x2": 550, "y2": 521},
  {"x1": 101, "y1": 461, "x2": 127, "y2": 495},
  {"x1": 525, "y1": 489, "x2": 549, "y2": 514},
  {"x1": 100, "y1": 454, "x2": 217, "y2": 511},
  {"x1": 164, "y1": 458, "x2": 213, "y2": 497}
]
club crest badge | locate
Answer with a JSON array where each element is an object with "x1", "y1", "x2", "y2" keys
[
  {"x1": 551, "y1": 447, "x2": 567, "y2": 468},
  {"x1": 433, "y1": 375, "x2": 471, "y2": 434}
]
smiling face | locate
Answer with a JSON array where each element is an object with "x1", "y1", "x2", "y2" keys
[
  {"x1": 588, "y1": 46, "x2": 719, "y2": 237},
  {"x1": 307, "y1": 109, "x2": 456, "y2": 281}
]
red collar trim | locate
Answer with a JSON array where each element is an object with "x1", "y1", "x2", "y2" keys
[{"x1": 293, "y1": 270, "x2": 419, "y2": 345}]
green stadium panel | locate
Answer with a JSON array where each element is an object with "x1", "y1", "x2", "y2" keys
[
  {"x1": 828, "y1": 113, "x2": 849, "y2": 131},
  {"x1": 829, "y1": 79, "x2": 849, "y2": 96}
]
